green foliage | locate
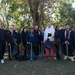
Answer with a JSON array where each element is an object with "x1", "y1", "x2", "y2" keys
[{"x1": 0, "y1": 0, "x2": 75, "y2": 30}]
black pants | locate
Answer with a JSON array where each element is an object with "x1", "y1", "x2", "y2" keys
[
  {"x1": 27, "y1": 44, "x2": 36, "y2": 55},
  {"x1": 23, "y1": 44, "x2": 27, "y2": 57},
  {"x1": 36, "y1": 42, "x2": 41, "y2": 56},
  {"x1": 2, "y1": 43, "x2": 6, "y2": 56},
  {"x1": 63, "y1": 44, "x2": 73, "y2": 56},
  {"x1": 41, "y1": 43, "x2": 45, "y2": 56},
  {"x1": 15, "y1": 44, "x2": 20, "y2": 58},
  {"x1": 0, "y1": 42, "x2": 5, "y2": 60},
  {"x1": 55, "y1": 44, "x2": 60, "y2": 59}
]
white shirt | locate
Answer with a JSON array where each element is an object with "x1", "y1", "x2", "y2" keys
[{"x1": 44, "y1": 25, "x2": 55, "y2": 41}]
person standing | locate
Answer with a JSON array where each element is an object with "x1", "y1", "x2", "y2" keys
[
  {"x1": 61, "y1": 24, "x2": 74, "y2": 61},
  {"x1": 40, "y1": 27, "x2": 45, "y2": 56},
  {"x1": 34, "y1": 25, "x2": 41, "y2": 56},
  {"x1": 55, "y1": 26, "x2": 61, "y2": 60},
  {"x1": 60, "y1": 24, "x2": 66, "y2": 56},
  {"x1": 0, "y1": 23, "x2": 6, "y2": 63},
  {"x1": 44, "y1": 22, "x2": 55, "y2": 59},
  {"x1": 21, "y1": 27, "x2": 28, "y2": 57},
  {"x1": 1, "y1": 23, "x2": 7, "y2": 58},
  {"x1": 7, "y1": 25, "x2": 18, "y2": 60},
  {"x1": 13, "y1": 25, "x2": 21, "y2": 58},
  {"x1": 73, "y1": 25, "x2": 75, "y2": 55},
  {"x1": 26, "y1": 26, "x2": 38, "y2": 60}
]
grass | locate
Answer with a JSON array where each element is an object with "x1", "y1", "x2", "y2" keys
[{"x1": 0, "y1": 57, "x2": 75, "y2": 75}]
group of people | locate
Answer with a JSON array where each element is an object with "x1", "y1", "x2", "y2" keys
[
  {"x1": 0, "y1": 22, "x2": 75, "y2": 64},
  {"x1": 44, "y1": 22, "x2": 75, "y2": 62}
]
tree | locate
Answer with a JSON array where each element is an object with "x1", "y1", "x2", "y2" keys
[
  {"x1": 28, "y1": 0, "x2": 55, "y2": 27},
  {"x1": 0, "y1": 0, "x2": 74, "y2": 29}
]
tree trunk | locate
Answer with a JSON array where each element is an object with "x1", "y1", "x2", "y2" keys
[{"x1": 28, "y1": 0, "x2": 40, "y2": 26}]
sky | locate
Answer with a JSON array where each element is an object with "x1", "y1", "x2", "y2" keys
[
  {"x1": 72, "y1": 2, "x2": 75, "y2": 8},
  {"x1": 0, "y1": 0, "x2": 2, "y2": 3}
]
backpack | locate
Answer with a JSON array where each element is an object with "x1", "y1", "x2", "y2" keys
[
  {"x1": 45, "y1": 38, "x2": 52, "y2": 49},
  {"x1": 16, "y1": 55, "x2": 28, "y2": 61}
]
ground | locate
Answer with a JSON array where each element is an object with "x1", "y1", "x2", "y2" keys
[{"x1": 0, "y1": 57, "x2": 75, "y2": 75}]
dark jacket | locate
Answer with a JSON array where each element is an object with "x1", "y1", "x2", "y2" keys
[
  {"x1": 21, "y1": 31, "x2": 28, "y2": 45},
  {"x1": 14, "y1": 31, "x2": 21, "y2": 44},
  {"x1": 40, "y1": 30, "x2": 44, "y2": 42},
  {"x1": 6, "y1": 31, "x2": 18, "y2": 46},
  {"x1": 0, "y1": 29, "x2": 6, "y2": 42},
  {"x1": 73, "y1": 30, "x2": 75, "y2": 46},
  {"x1": 26, "y1": 32, "x2": 38, "y2": 43},
  {"x1": 55, "y1": 29, "x2": 61, "y2": 45},
  {"x1": 61, "y1": 30, "x2": 74, "y2": 45},
  {"x1": 34, "y1": 30, "x2": 41, "y2": 42}
]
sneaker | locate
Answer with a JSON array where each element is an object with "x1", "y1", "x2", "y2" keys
[
  {"x1": 70, "y1": 57, "x2": 74, "y2": 61},
  {"x1": 54, "y1": 57, "x2": 56, "y2": 60},
  {"x1": 63, "y1": 56, "x2": 67, "y2": 60},
  {"x1": 1, "y1": 59, "x2": 4, "y2": 64}
]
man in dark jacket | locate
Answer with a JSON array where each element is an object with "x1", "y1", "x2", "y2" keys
[
  {"x1": 60, "y1": 24, "x2": 66, "y2": 55},
  {"x1": 55, "y1": 26, "x2": 61, "y2": 60},
  {"x1": 26, "y1": 26, "x2": 38, "y2": 58},
  {"x1": 0, "y1": 23, "x2": 6, "y2": 63},
  {"x1": 61, "y1": 24, "x2": 74, "y2": 61},
  {"x1": 72, "y1": 25, "x2": 75, "y2": 55},
  {"x1": 1, "y1": 23, "x2": 7, "y2": 58}
]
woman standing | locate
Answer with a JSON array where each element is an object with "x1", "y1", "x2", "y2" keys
[
  {"x1": 7, "y1": 25, "x2": 18, "y2": 60},
  {"x1": 21, "y1": 28, "x2": 28, "y2": 57}
]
